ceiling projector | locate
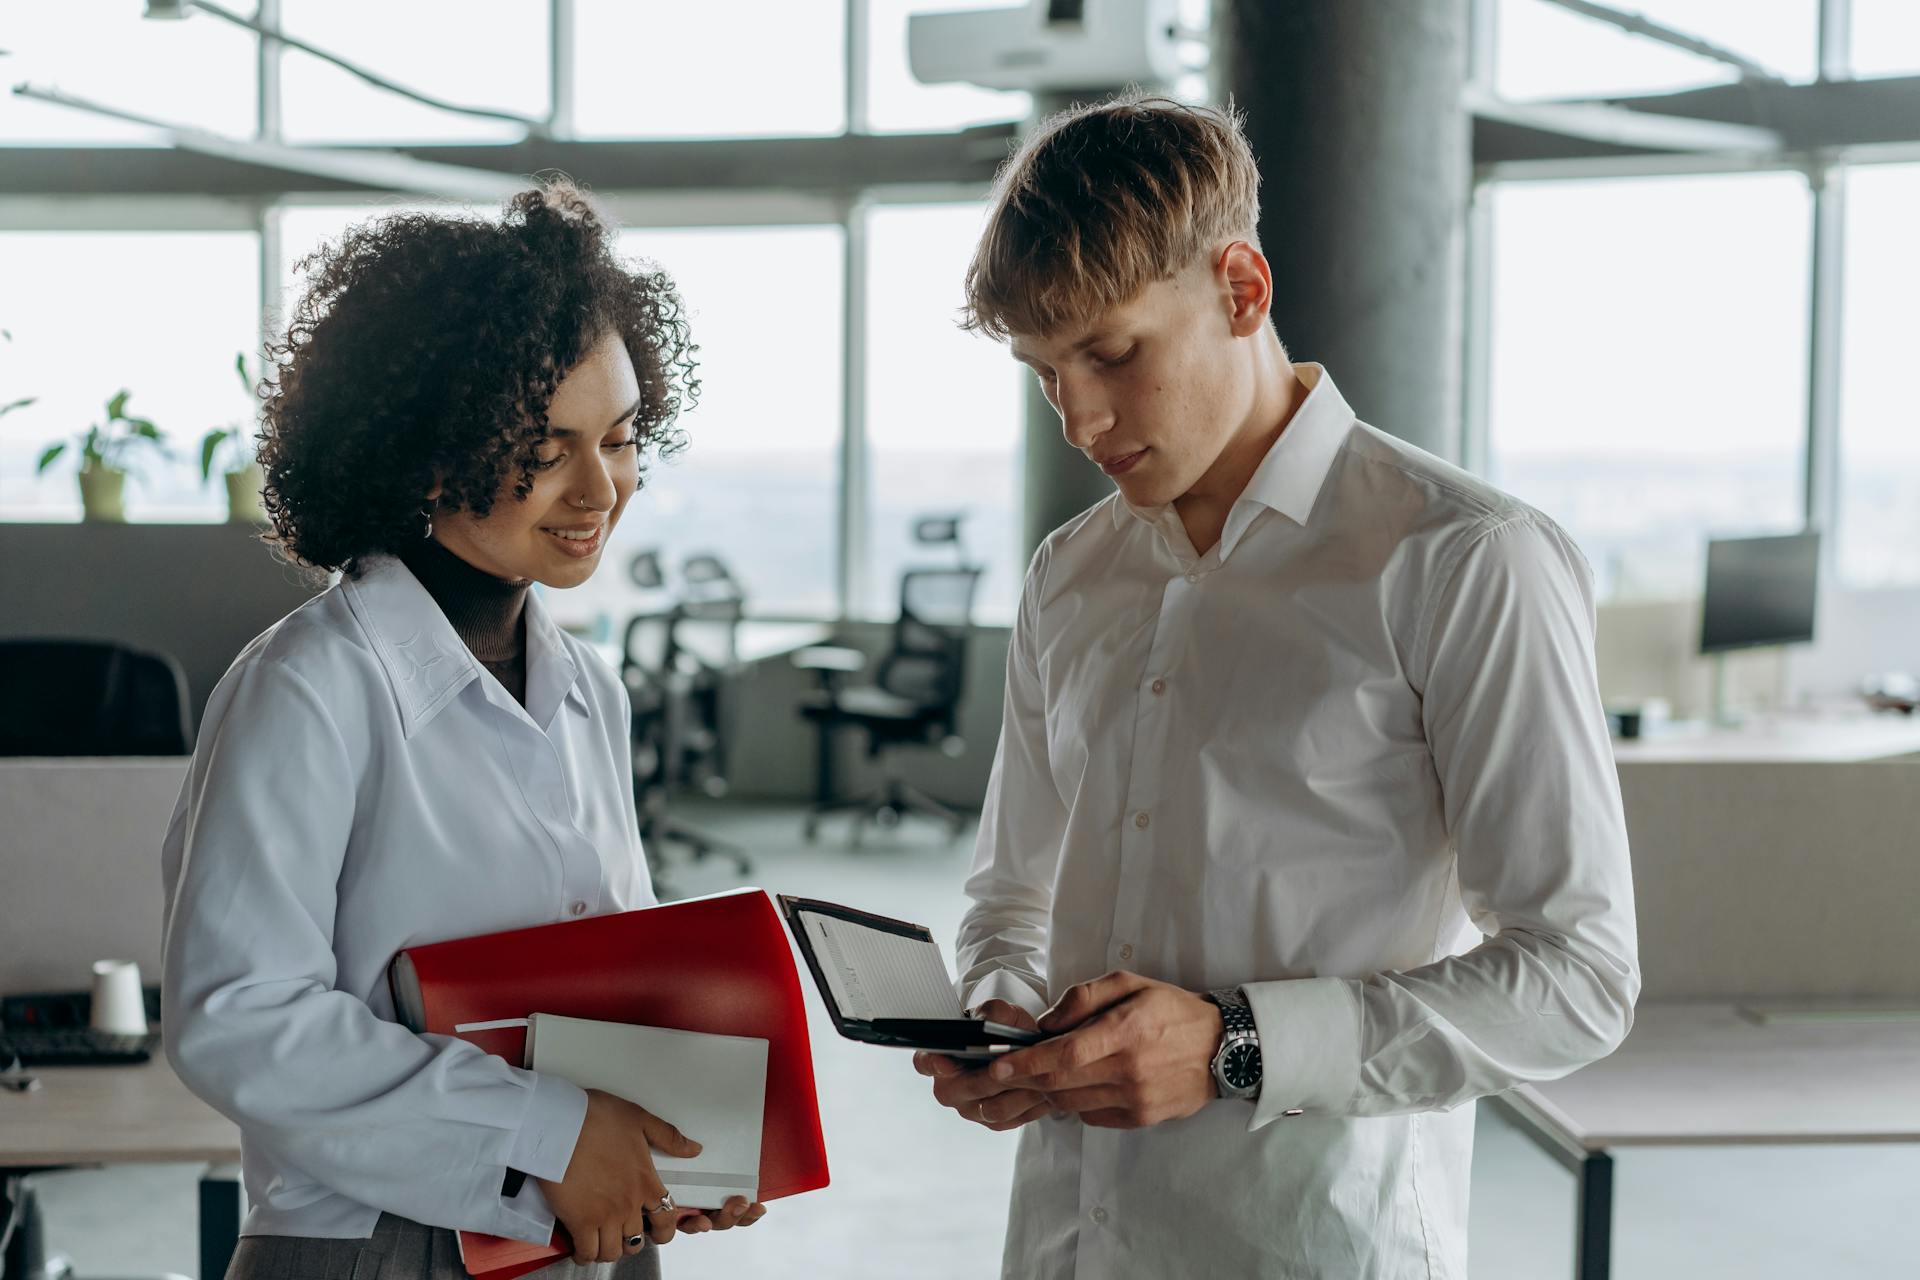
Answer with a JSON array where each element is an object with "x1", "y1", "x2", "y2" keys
[{"x1": 908, "y1": 0, "x2": 1186, "y2": 93}]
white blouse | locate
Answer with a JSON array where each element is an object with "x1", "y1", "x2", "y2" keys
[
  {"x1": 958, "y1": 365, "x2": 1639, "y2": 1278},
  {"x1": 161, "y1": 554, "x2": 652, "y2": 1243}
]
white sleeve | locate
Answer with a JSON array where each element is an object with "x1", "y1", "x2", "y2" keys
[
  {"x1": 161, "y1": 655, "x2": 586, "y2": 1242},
  {"x1": 1243, "y1": 514, "x2": 1640, "y2": 1128},
  {"x1": 954, "y1": 545, "x2": 1067, "y2": 1020}
]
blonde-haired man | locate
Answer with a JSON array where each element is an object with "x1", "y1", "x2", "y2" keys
[{"x1": 913, "y1": 96, "x2": 1638, "y2": 1277}]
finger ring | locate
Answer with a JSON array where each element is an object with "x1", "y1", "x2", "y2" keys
[
  {"x1": 976, "y1": 1100, "x2": 989, "y2": 1122},
  {"x1": 650, "y1": 1193, "x2": 675, "y2": 1215},
  {"x1": 625, "y1": 1234, "x2": 646, "y2": 1248}
]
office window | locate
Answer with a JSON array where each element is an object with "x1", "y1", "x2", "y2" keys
[
  {"x1": 278, "y1": 1, "x2": 549, "y2": 145},
  {"x1": 1496, "y1": 0, "x2": 1816, "y2": 100},
  {"x1": 864, "y1": 0, "x2": 1031, "y2": 134},
  {"x1": 530, "y1": 225, "x2": 846, "y2": 627},
  {"x1": 573, "y1": 1, "x2": 845, "y2": 139},
  {"x1": 862, "y1": 203, "x2": 1024, "y2": 624},
  {"x1": 1852, "y1": 0, "x2": 1920, "y2": 78},
  {"x1": 1485, "y1": 173, "x2": 1812, "y2": 601},
  {"x1": 1836, "y1": 163, "x2": 1920, "y2": 589},
  {"x1": 0, "y1": 232, "x2": 260, "y2": 523},
  {"x1": 0, "y1": 8, "x2": 256, "y2": 145}
]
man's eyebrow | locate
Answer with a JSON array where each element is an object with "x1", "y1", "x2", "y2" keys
[
  {"x1": 546, "y1": 397, "x2": 643, "y2": 439},
  {"x1": 1012, "y1": 330, "x2": 1118, "y2": 366}
]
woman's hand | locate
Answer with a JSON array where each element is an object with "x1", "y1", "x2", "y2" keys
[
  {"x1": 913, "y1": 999, "x2": 1053, "y2": 1132},
  {"x1": 536, "y1": 1088, "x2": 702, "y2": 1264},
  {"x1": 674, "y1": 1195, "x2": 769, "y2": 1234}
]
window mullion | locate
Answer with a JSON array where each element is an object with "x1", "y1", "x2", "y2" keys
[
  {"x1": 1803, "y1": 162, "x2": 1846, "y2": 551},
  {"x1": 837, "y1": 200, "x2": 871, "y2": 621}
]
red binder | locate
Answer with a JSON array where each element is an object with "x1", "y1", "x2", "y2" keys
[{"x1": 387, "y1": 888, "x2": 830, "y2": 1279}]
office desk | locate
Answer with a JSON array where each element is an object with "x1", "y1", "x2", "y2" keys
[
  {"x1": 1491, "y1": 1002, "x2": 1920, "y2": 1280},
  {"x1": 1, "y1": 1052, "x2": 243, "y2": 1278},
  {"x1": 1612, "y1": 711, "x2": 1920, "y2": 762},
  {"x1": 588, "y1": 620, "x2": 833, "y2": 675}
]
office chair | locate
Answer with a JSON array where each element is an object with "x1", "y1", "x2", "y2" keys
[
  {"x1": 798, "y1": 566, "x2": 984, "y2": 844},
  {"x1": 0, "y1": 638, "x2": 191, "y2": 757},
  {"x1": 620, "y1": 607, "x2": 750, "y2": 879}
]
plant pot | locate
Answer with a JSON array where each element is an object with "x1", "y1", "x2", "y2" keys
[
  {"x1": 225, "y1": 464, "x2": 268, "y2": 524},
  {"x1": 78, "y1": 466, "x2": 127, "y2": 522}
]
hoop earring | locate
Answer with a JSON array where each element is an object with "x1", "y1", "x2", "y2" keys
[{"x1": 420, "y1": 505, "x2": 434, "y2": 539}]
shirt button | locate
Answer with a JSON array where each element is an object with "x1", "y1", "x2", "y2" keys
[
  {"x1": 569, "y1": 901, "x2": 588, "y2": 917},
  {"x1": 1150, "y1": 678, "x2": 1167, "y2": 696},
  {"x1": 1090, "y1": 1206, "x2": 1108, "y2": 1225},
  {"x1": 1184, "y1": 572, "x2": 1201, "y2": 584},
  {"x1": 1118, "y1": 943, "x2": 1134, "y2": 961},
  {"x1": 1133, "y1": 811, "x2": 1150, "y2": 830}
]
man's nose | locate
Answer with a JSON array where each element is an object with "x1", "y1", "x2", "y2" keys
[{"x1": 1056, "y1": 382, "x2": 1112, "y2": 452}]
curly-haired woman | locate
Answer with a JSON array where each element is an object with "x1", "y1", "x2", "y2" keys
[{"x1": 160, "y1": 181, "x2": 766, "y2": 1279}]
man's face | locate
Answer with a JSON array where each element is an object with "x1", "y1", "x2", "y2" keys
[
  {"x1": 429, "y1": 329, "x2": 644, "y2": 589},
  {"x1": 1009, "y1": 253, "x2": 1260, "y2": 510}
]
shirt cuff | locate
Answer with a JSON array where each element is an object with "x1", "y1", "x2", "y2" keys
[
  {"x1": 961, "y1": 969, "x2": 1050, "y2": 1021},
  {"x1": 1242, "y1": 976, "x2": 1362, "y2": 1131},
  {"x1": 492, "y1": 1172, "x2": 560, "y2": 1245},
  {"x1": 505, "y1": 1070, "x2": 589, "y2": 1184}
]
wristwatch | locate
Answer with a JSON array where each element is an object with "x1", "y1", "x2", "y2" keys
[{"x1": 1204, "y1": 987, "x2": 1262, "y2": 1100}]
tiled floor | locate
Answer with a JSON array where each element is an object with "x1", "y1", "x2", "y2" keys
[{"x1": 25, "y1": 802, "x2": 1920, "y2": 1278}]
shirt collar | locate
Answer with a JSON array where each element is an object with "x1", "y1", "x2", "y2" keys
[
  {"x1": 1108, "y1": 363, "x2": 1356, "y2": 557},
  {"x1": 343, "y1": 554, "x2": 581, "y2": 738}
]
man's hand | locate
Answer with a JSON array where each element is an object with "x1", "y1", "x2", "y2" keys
[
  {"x1": 912, "y1": 999, "x2": 1052, "y2": 1132},
  {"x1": 987, "y1": 972, "x2": 1222, "y2": 1130},
  {"x1": 536, "y1": 1088, "x2": 701, "y2": 1264}
]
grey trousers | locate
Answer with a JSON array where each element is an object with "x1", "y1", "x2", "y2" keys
[{"x1": 223, "y1": 1212, "x2": 661, "y2": 1280}]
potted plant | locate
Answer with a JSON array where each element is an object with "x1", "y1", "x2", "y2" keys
[
  {"x1": 35, "y1": 389, "x2": 170, "y2": 522},
  {"x1": 199, "y1": 353, "x2": 268, "y2": 524}
]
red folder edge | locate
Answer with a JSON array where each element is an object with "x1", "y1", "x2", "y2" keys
[{"x1": 388, "y1": 888, "x2": 830, "y2": 1279}]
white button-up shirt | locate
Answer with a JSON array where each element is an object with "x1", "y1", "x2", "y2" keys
[
  {"x1": 958, "y1": 365, "x2": 1638, "y2": 1279},
  {"x1": 161, "y1": 555, "x2": 652, "y2": 1243}
]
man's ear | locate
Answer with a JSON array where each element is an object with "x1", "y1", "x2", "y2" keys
[{"x1": 1216, "y1": 241, "x2": 1273, "y2": 338}]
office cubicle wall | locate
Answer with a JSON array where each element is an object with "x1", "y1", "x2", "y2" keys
[
  {"x1": 0, "y1": 522, "x2": 323, "y2": 738},
  {"x1": 0, "y1": 757, "x2": 187, "y2": 995},
  {"x1": 1618, "y1": 760, "x2": 1920, "y2": 1001}
]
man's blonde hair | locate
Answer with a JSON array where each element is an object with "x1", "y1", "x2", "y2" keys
[{"x1": 963, "y1": 93, "x2": 1262, "y2": 341}]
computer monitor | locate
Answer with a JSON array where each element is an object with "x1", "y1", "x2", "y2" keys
[{"x1": 1699, "y1": 531, "x2": 1821, "y2": 655}]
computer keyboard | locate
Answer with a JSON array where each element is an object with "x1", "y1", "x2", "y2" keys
[{"x1": 0, "y1": 1026, "x2": 156, "y2": 1067}]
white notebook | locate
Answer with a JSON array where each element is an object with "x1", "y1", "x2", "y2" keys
[{"x1": 523, "y1": 1013, "x2": 768, "y2": 1208}]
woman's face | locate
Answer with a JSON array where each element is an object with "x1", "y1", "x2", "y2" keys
[{"x1": 429, "y1": 330, "x2": 644, "y2": 589}]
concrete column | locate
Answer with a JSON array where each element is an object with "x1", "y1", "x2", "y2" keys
[{"x1": 1216, "y1": 0, "x2": 1471, "y2": 460}]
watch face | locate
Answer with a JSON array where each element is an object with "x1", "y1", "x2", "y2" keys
[{"x1": 1223, "y1": 1042, "x2": 1262, "y2": 1092}]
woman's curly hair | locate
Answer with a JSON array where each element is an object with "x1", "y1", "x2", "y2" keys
[{"x1": 257, "y1": 178, "x2": 698, "y2": 575}]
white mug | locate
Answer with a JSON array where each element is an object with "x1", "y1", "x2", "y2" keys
[{"x1": 91, "y1": 959, "x2": 149, "y2": 1036}]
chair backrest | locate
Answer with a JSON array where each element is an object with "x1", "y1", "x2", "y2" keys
[
  {"x1": 0, "y1": 638, "x2": 192, "y2": 756},
  {"x1": 877, "y1": 567, "x2": 983, "y2": 712}
]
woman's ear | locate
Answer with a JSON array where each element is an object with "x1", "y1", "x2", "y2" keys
[{"x1": 424, "y1": 480, "x2": 444, "y2": 503}]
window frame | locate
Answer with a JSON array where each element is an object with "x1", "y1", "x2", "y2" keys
[{"x1": 1462, "y1": 0, "x2": 1920, "y2": 598}]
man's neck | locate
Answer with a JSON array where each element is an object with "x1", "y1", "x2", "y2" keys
[{"x1": 1175, "y1": 353, "x2": 1309, "y2": 558}]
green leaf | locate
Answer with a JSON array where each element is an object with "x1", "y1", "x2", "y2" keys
[
  {"x1": 106, "y1": 389, "x2": 130, "y2": 420},
  {"x1": 126, "y1": 418, "x2": 162, "y2": 439},
  {"x1": 0, "y1": 395, "x2": 35, "y2": 418},
  {"x1": 234, "y1": 351, "x2": 252, "y2": 397},
  {"x1": 35, "y1": 442, "x2": 66, "y2": 474},
  {"x1": 200, "y1": 429, "x2": 229, "y2": 482}
]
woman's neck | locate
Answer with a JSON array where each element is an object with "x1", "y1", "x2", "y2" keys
[{"x1": 398, "y1": 536, "x2": 529, "y2": 663}]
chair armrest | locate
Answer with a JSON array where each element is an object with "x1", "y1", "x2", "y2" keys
[{"x1": 792, "y1": 645, "x2": 867, "y2": 675}]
